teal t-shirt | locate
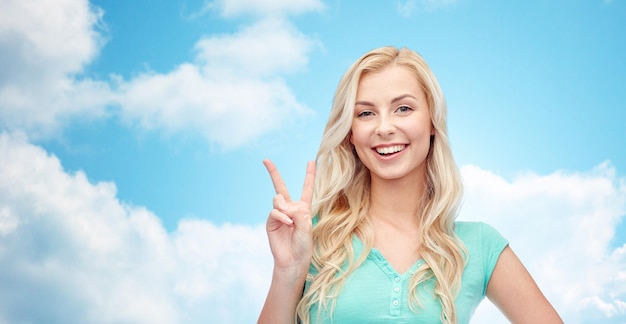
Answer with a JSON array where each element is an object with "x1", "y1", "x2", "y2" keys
[{"x1": 305, "y1": 221, "x2": 508, "y2": 323}]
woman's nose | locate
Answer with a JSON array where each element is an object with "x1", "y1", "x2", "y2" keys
[{"x1": 375, "y1": 115, "x2": 395, "y2": 137}]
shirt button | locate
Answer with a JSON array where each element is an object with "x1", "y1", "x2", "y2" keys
[
  {"x1": 394, "y1": 287, "x2": 400, "y2": 292},
  {"x1": 393, "y1": 300, "x2": 399, "y2": 306},
  {"x1": 395, "y1": 277, "x2": 400, "y2": 282}
]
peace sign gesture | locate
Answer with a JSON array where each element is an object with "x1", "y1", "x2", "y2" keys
[{"x1": 263, "y1": 159, "x2": 316, "y2": 278}]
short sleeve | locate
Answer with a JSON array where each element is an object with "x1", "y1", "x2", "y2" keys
[{"x1": 477, "y1": 222, "x2": 509, "y2": 292}]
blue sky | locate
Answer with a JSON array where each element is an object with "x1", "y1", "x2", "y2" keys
[{"x1": 1, "y1": 0, "x2": 625, "y2": 323}]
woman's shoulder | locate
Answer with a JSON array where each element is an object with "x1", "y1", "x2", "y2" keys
[
  {"x1": 455, "y1": 221, "x2": 502, "y2": 237},
  {"x1": 454, "y1": 221, "x2": 508, "y2": 250}
]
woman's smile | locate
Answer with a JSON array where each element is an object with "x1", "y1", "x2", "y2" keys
[{"x1": 374, "y1": 144, "x2": 407, "y2": 156}]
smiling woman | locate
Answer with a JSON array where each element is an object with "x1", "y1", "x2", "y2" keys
[{"x1": 257, "y1": 46, "x2": 564, "y2": 324}]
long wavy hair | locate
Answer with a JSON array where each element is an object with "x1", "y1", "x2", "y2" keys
[{"x1": 297, "y1": 46, "x2": 466, "y2": 323}]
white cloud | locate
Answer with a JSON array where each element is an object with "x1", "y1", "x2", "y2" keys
[
  {"x1": 0, "y1": 0, "x2": 114, "y2": 137},
  {"x1": 171, "y1": 220, "x2": 271, "y2": 322},
  {"x1": 0, "y1": 132, "x2": 272, "y2": 323},
  {"x1": 116, "y1": 18, "x2": 316, "y2": 148},
  {"x1": 0, "y1": 0, "x2": 319, "y2": 149},
  {"x1": 195, "y1": 19, "x2": 315, "y2": 77},
  {"x1": 0, "y1": 132, "x2": 178, "y2": 323},
  {"x1": 1, "y1": 131, "x2": 625, "y2": 323},
  {"x1": 206, "y1": 0, "x2": 325, "y2": 18},
  {"x1": 0, "y1": 0, "x2": 104, "y2": 81}
]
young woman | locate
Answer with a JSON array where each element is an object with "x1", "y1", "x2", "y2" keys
[{"x1": 258, "y1": 46, "x2": 562, "y2": 323}]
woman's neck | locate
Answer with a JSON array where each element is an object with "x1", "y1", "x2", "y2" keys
[{"x1": 368, "y1": 173, "x2": 427, "y2": 228}]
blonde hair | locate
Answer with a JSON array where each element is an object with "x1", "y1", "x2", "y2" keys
[{"x1": 298, "y1": 46, "x2": 466, "y2": 323}]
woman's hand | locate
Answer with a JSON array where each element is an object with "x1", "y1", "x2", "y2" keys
[
  {"x1": 258, "y1": 159, "x2": 315, "y2": 324},
  {"x1": 263, "y1": 159, "x2": 316, "y2": 280}
]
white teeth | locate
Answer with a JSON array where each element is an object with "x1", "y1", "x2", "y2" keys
[{"x1": 376, "y1": 145, "x2": 405, "y2": 155}]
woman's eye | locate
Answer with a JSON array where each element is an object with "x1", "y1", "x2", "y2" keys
[
  {"x1": 357, "y1": 111, "x2": 374, "y2": 117},
  {"x1": 396, "y1": 105, "x2": 413, "y2": 113}
]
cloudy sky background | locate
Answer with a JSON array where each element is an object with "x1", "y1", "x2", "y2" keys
[{"x1": 0, "y1": 0, "x2": 625, "y2": 323}]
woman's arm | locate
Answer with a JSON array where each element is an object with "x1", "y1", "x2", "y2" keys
[
  {"x1": 258, "y1": 266, "x2": 308, "y2": 324},
  {"x1": 486, "y1": 246, "x2": 563, "y2": 323}
]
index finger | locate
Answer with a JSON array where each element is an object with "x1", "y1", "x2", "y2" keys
[
  {"x1": 300, "y1": 161, "x2": 316, "y2": 205},
  {"x1": 263, "y1": 159, "x2": 292, "y2": 202}
]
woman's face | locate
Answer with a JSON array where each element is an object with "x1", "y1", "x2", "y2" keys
[{"x1": 350, "y1": 64, "x2": 433, "y2": 183}]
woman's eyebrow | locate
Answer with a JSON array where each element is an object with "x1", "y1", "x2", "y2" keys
[
  {"x1": 354, "y1": 100, "x2": 375, "y2": 107},
  {"x1": 355, "y1": 94, "x2": 417, "y2": 107},
  {"x1": 391, "y1": 94, "x2": 417, "y2": 103}
]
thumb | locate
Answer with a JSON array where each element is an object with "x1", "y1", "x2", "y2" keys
[{"x1": 274, "y1": 193, "x2": 288, "y2": 211}]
